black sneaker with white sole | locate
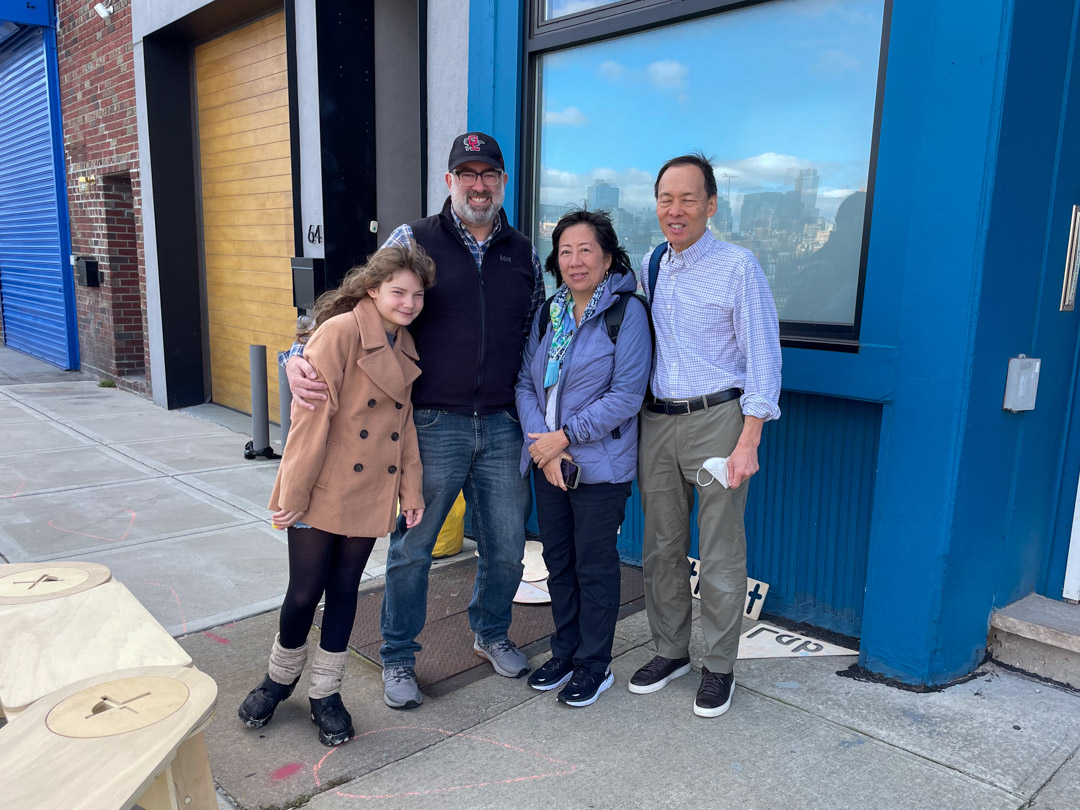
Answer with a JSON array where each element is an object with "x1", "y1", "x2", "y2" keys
[
  {"x1": 627, "y1": 655, "x2": 691, "y2": 694},
  {"x1": 310, "y1": 693, "x2": 356, "y2": 746},
  {"x1": 528, "y1": 657, "x2": 574, "y2": 691},
  {"x1": 557, "y1": 667, "x2": 614, "y2": 707},
  {"x1": 237, "y1": 673, "x2": 299, "y2": 728},
  {"x1": 694, "y1": 666, "x2": 734, "y2": 717}
]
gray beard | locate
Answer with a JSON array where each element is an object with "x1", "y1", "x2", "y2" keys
[
  {"x1": 455, "y1": 199, "x2": 499, "y2": 226},
  {"x1": 451, "y1": 186, "x2": 502, "y2": 227}
]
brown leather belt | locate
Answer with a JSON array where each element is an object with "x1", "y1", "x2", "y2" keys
[{"x1": 645, "y1": 388, "x2": 742, "y2": 415}]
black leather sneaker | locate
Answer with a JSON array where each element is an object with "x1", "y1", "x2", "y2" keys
[
  {"x1": 237, "y1": 674, "x2": 299, "y2": 728},
  {"x1": 627, "y1": 655, "x2": 691, "y2": 694},
  {"x1": 528, "y1": 657, "x2": 574, "y2": 691},
  {"x1": 310, "y1": 693, "x2": 356, "y2": 746},
  {"x1": 557, "y1": 667, "x2": 614, "y2": 707},
  {"x1": 694, "y1": 666, "x2": 734, "y2": 717}
]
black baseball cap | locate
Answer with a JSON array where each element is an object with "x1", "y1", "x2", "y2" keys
[{"x1": 448, "y1": 132, "x2": 504, "y2": 173}]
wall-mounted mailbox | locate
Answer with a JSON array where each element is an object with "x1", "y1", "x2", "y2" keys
[
  {"x1": 75, "y1": 257, "x2": 100, "y2": 288},
  {"x1": 291, "y1": 257, "x2": 325, "y2": 310}
]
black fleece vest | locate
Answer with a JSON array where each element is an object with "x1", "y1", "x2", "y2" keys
[{"x1": 408, "y1": 199, "x2": 536, "y2": 414}]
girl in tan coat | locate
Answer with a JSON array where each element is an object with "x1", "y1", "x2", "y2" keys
[{"x1": 239, "y1": 244, "x2": 435, "y2": 746}]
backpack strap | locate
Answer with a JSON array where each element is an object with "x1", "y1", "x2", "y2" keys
[
  {"x1": 605, "y1": 291, "x2": 652, "y2": 440},
  {"x1": 647, "y1": 242, "x2": 667, "y2": 304},
  {"x1": 604, "y1": 291, "x2": 633, "y2": 344},
  {"x1": 537, "y1": 293, "x2": 556, "y2": 339}
]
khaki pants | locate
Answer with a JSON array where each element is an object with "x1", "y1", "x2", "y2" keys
[{"x1": 639, "y1": 398, "x2": 748, "y2": 674}]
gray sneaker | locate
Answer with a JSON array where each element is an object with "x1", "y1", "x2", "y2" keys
[
  {"x1": 473, "y1": 636, "x2": 529, "y2": 678},
  {"x1": 382, "y1": 664, "x2": 423, "y2": 709}
]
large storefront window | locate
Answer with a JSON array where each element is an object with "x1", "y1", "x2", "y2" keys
[{"x1": 528, "y1": 0, "x2": 888, "y2": 343}]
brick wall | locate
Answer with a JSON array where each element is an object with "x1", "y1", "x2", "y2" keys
[{"x1": 57, "y1": 0, "x2": 149, "y2": 395}]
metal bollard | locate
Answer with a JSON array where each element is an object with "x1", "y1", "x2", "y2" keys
[
  {"x1": 244, "y1": 345, "x2": 280, "y2": 460},
  {"x1": 278, "y1": 362, "x2": 292, "y2": 447}
]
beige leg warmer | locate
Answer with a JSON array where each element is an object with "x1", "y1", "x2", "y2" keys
[
  {"x1": 268, "y1": 634, "x2": 308, "y2": 685},
  {"x1": 308, "y1": 646, "x2": 348, "y2": 700}
]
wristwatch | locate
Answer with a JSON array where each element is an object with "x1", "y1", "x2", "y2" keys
[{"x1": 561, "y1": 425, "x2": 573, "y2": 445}]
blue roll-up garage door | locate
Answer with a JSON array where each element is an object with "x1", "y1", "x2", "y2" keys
[{"x1": 0, "y1": 25, "x2": 78, "y2": 369}]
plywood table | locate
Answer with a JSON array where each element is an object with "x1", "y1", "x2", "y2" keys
[
  {"x1": 0, "y1": 560, "x2": 112, "y2": 605},
  {"x1": 0, "y1": 566, "x2": 192, "y2": 718},
  {"x1": 0, "y1": 665, "x2": 218, "y2": 810}
]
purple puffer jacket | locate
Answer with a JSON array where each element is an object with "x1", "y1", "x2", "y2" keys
[{"x1": 515, "y1": 270, "x2": 652, "y2": 485}]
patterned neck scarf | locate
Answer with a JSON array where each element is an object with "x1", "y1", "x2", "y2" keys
[{"x1": 544, "y1": 275, "x2": 608, "y2": 387}]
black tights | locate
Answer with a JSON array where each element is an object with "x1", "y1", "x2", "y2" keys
[{"x1": 279, "y1": 527, "x2": 376, "y2": 653}]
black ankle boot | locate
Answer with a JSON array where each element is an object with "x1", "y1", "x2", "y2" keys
[
  {"x1": 238, "y1": 674, "x2": 299, "y2": 728},
  {"x1": 309, "y1": 693, "x2": 356, "y2": 746}
]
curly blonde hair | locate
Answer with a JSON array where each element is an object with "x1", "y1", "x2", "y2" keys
[{"x1": 297, "y1": 243, "x2": 436, "y2": 342}]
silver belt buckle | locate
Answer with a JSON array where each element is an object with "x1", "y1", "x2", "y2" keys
[{"x1": 668, "y1": 399, "x2": 691, "y2": 415}]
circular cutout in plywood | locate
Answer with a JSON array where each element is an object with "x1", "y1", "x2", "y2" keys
[
  {"x1": 0, "y1": 562, "x2": 111, "y2": 604},
  {"x1": 46, "y1": 676, "x2": 190, "y2": 739}
]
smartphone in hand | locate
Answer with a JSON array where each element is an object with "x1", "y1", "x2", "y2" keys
[{"x1": 560, "y1": 458, "x2": 581, "y2": 489}]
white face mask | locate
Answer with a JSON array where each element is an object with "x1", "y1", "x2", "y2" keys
[{"x1": 695, "y1": 456, "x2": 730, "y2": 489}]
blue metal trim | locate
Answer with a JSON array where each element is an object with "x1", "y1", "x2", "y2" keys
[
  {"x1": 467, "y1": 0, "x2": 523, "y2": 227},
  {"x1": 782, "y1": 343, "x2": 897, "y2": 403},
  {"x1": 1040, "y1": 0, "x2": 1080, "y2": 600},
  {"x1": 42, "y1": 24, "x2": 78, "y2": 369},
  {"x1": 0, "y1": 0, "x2": 53, "y2": 28}
]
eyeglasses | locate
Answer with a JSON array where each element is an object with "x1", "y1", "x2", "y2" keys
[{"x1": 453, "y1": 169, "x2": 503, "y2": 187}]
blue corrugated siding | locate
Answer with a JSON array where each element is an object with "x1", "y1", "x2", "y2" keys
[
  {"x1": 617, "y1": 392, "x2": 881, "y2": 638},
  {"x1": 0, "y1": 26, "x2": 78, "y2": 369}
]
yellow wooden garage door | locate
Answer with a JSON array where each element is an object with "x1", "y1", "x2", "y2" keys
[{"x1": 195, "y1": 12, "x2": 295, "y2": 423}]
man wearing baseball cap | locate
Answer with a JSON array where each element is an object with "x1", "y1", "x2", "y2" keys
[{"x1": 284, "y1": 133, "x2": 545, "y2": 709}]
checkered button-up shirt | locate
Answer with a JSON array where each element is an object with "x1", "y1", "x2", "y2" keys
[{"x1": 642, "y1": 230, "x2": 781, "y2": 421}]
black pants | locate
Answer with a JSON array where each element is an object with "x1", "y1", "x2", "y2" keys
[
  {"x1": 533, "y1": 475, "x2": 632, "y2": 673},
  {"x1": 279, "y1": 527, "x2": 376, "y2": 653}
]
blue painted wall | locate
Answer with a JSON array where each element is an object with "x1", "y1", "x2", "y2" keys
[
  {"x1": 944, "y1": 1, "x2": 1080, "y2": 673},
  {"x1": 1034, "y1": 4, "x2": 1080, "y2": 602},
  {"x1": 857, "y1": 0, "x2": 1014, "y2": 684},
  {"x1": 469, "y1": 0, "x2": 1080, "y2": 684}
]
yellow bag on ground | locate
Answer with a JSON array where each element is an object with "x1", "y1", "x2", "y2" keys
[{"x1": 432, "y1": 491, "x2": 466, "y2": 558}]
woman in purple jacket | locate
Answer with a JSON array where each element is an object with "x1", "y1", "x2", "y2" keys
[{"x1": 515, "y1": 210, "x2": 652, "y2": 707}]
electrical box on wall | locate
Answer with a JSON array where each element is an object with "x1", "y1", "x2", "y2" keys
[
  {"x1": 75, "y1": 257, "x2": 100, "y2": 288},
  {"x1": 291, "y1": 257, "x2": 325, "y2": 310},
  {"x1": 1003, "y1": 355, "x2": 1041, "y2": 412}
]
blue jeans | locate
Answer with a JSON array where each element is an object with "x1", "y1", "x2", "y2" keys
[{"x1": 379, "y1": 409, "x2": 529, "y2": 666}]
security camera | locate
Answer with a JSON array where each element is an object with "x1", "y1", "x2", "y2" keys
[{"x1": 93, "y1": 3, "x2": 113, "y2": 19}]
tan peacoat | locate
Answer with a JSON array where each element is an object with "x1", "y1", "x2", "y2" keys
[{"x1": 269, "y1": 297, "x2": 424, "y2": 537}]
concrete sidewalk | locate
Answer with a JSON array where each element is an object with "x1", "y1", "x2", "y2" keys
[
  {"x1": 190, "y1": 603, "x2": 1080, "y2": 810},
  {"x1": 0, "y1": 348, "x2": 294, "y2": 635},
  {"x1": 4, "y1": 345, "x2": 1080, "y2": 809}
]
